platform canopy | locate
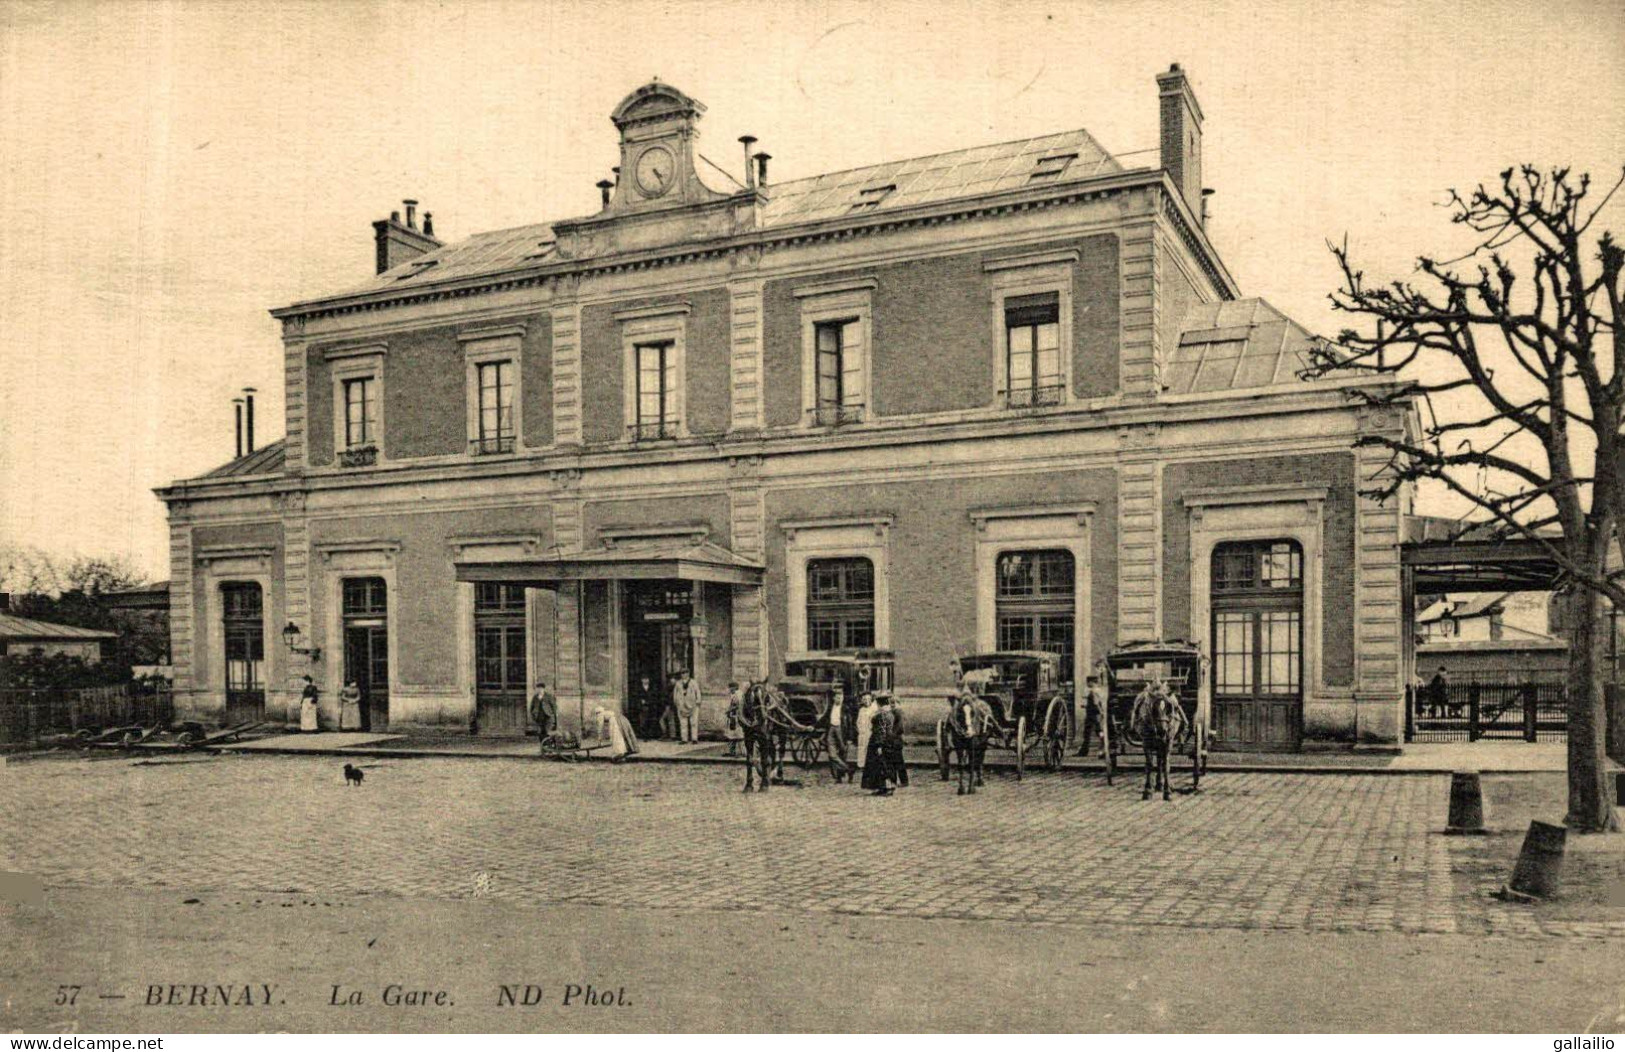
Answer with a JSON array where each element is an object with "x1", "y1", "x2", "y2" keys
[
  {"x1": 1402, "y1": 538, "x2": 1566, "y2": 594},
  {"x1": 454, "y1": 537, "x2": 764, "y2": 588}
]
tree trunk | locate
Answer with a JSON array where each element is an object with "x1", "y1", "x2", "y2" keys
[{"x1": 1565, "y1": 586, "x2": 1621, "y2": 832}]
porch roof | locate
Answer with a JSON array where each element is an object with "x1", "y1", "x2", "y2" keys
[{"x1": 453, "y1": 538, "x2": 764, "y2": 587}]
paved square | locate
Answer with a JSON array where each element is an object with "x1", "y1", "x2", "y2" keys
[{"x1": 3, "y1": 755, "x2": 1620, "y2": 940}]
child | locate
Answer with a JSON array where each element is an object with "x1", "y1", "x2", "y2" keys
[{"x1": 723, "y1": 681, "x2": 744, "y2": 756}]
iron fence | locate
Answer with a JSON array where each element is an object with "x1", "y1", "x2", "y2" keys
[
  {"x1": 1407, "y1": 669, "x2": 1569, "y2": 742},
  {"x1": 0, "y1": 683, "x2": 174, "y2": 745}
]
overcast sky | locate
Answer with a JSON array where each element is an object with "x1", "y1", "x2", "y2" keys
[{"x1": 1, "y1": 0, "x2": 1621, "y2": 581}]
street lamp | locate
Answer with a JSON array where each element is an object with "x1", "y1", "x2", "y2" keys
[{"x1": 282, "y1": 621, "x2": 322, "y2": 662}]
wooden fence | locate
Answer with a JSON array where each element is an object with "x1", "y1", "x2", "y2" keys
[{"x1": 0, "y1": 683, "x2": 174, "y2": 745}]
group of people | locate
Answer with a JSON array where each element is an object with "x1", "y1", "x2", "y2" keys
[
  {"x1": 626, "y1": 671, "x2": 704, "y2": 743},
  {"x1": 295, "y1": 675, "x2": 368, "y2": 732}
]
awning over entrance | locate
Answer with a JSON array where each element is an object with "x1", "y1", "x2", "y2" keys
[{"x1": 454, "y1": 538, "x2": 764, "y2": 588}]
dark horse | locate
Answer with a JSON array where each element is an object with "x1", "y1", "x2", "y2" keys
[
  {"x1": 1129, "y1": 679, "x2": 1189, "y2": 801},
  {"x1": 737, "y1": 681, "x2": 793, "y2": 792},
  {"x1": 945, "y1": 691, "x2": 993, "y2": 795}
]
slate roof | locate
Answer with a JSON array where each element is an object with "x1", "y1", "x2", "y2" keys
[
  {"x1": 197, "y1": 439, "x2": 287, "y2": 480},
  {"x1": 0, "y1": 613, "x2": 116, "y2": 641},
  {"x1": 1164, "y1": 299, "x2": 1325, "y2": 395},
  {"x1": 334, "y1": 128, "x2": 1123, "y2": 298}
]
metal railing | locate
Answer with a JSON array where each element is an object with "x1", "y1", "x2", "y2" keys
[
  {"x1": 631, "y1": 422, "x2": 678, "y2": 442},
  {"x1": 0, "y1": 683, "x2": 174, "y2": 745},
  {"x1": 469, "y1": 435, "x2": 516, "y2": 455},
  {"x1": 813, "y1": 404, "x2": 866, "y2": 427},
  {"x1": 1006, "y1": 384, "x2": 1064, "y2": 409},
  {"x1": 1407, "y1": 670, "x2": 1569, "y2": 742},
  {"x1": 337, "y1": 445, "x2": 377, "y2": 467}
]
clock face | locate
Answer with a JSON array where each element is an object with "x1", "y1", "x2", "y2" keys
[{"x1": 635, "y1": 146, "x2": 675, "y2": 198}]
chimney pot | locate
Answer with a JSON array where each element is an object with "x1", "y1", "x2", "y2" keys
[
  {"x1": 596, "y1": 178, "x2": 615, "y2": 207},
  {"x1": 754, "y1": 151, "x2": 771, "y2": 187},
  {"x1": 403, "y1": 199, "x2": 418, "y2": 230},
  {"x1": 423, "y1": 212, "x2": 434, "y2": 237},
  {"x1": 391, "y1": 210, "x2": 401, "y2": 223},
  {"x1": 740, "y1": 135, "x2": 758, "y2": 189},
  {"x1": 243, "y1": 387, "x2": 257, "y2": 454},
  {"x1": 234, "y1": 397, "x2": 244, "y2": 459}
]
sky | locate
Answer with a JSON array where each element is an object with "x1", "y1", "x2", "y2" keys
[{"x1": 1, "y1": 0, "x2": 1622, "y2": 582}]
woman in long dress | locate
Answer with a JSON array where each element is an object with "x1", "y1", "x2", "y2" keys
[
  {"x1": 298, "y1": 676, "x2": 320, "y2": 733},
  {"x1": 855, "y1": 691, "x2": 879, "y2": 782},
  {"x1": 860, "y1": 701, "x2": 892, "y2": 794},
  {"x1": 338, "y1": 682, "x2": 363, "y2": 731},
  {"x1": 593, "y1": 705, "x2": 641, "y2": 761}
]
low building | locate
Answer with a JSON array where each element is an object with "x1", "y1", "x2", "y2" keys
[
  {"x1": 156, "y1": 67, "x2": 1418, "y2": 750},
  {"x1": 0, "y1": 608, "x2": 115, "y2": 661}
]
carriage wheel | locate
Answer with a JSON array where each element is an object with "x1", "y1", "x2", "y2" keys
[
  {"x1": 1015, "y1": 716, "x2": 1027, "y2": 781},
  {"x1": 935, "y1": 720, "x2": 950, "y2": 781},
  {"x1": 1043, "y1": 696, "x2": 1068, "y2": 771},
  {"x1": 795, "y1": 735, "x2": 823, "y2": 769}
]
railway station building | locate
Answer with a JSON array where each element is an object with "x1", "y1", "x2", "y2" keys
[{"x1": 157, "y1": 67, "x2": 1419, "y2": 751}]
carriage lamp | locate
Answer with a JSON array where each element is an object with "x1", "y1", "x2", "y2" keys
[{"x1": 282, "y1": 621, "x2": 322, "y2": 662}]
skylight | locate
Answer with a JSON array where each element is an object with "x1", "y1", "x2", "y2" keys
[
  {"x1": 1029, "y1": 153, "x2": 1078, "y2": 181},
  {"x1": 849, "y1": 183, "x2": 897, "y2": 212}
]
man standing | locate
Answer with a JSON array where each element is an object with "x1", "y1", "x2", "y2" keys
[
  {"x1": 825, "y1": 681, "x2": 852, "y2": 782},
  {"x1": 1078, "y1": 674, "x2": 1106, "y2": 756},
  {"x1": 529, "y1": 680, "x2": 558, "y2": 753},
  {"x1": 632, "y1": 674, "x2": 659, "y2": 738},
  {"x1": 1427, "y1": 666, "x2": 1449, "y2": 719},
  {"x1": 675, "y1": 669, "x2": 703, "y2": 743}
]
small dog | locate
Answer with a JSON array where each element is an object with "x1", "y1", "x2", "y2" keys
[{"x1": 343, "y1": 763, "x2": 364, "y2": 787}]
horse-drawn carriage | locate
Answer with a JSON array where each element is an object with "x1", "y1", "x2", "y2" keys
[
  {"x1": 938, "y1": 650, "x2": 1073, "y2": 781},
  {"x1": 774, "y1": 648, "x2": 895, "y2": 766},
  {"x1": 1100, "y1": 640, "x2": 1210, "y2": 796}
]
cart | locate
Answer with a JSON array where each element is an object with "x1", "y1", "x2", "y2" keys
[
  {"x1": 940, "y1": 651, "x2": 1072, "y2": 781},
  {"x1": 1100, "y1": 641, "x2": 1209, "y2": 790},
  {"x1": 774, "y1": 649, "x2": 895, "y2": 767}
]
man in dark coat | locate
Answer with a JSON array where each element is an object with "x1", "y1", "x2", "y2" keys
[
  {"x1": 529, "y1": 681, "x2": 558, "y2": 753},
  {"x1": 861, "y1": 699, "x2": 893, "y2": 795},
  {"x1": 883, "y1": 695, "x2": 908, "y2": 788}
]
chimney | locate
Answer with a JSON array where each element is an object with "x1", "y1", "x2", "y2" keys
[
  {"x1": 739, "y1": 135, "x2": 758, "y2": 189},
  {"x1": 372, "y1": 198, "x2": 443, "y2": 275},
  {"x1": 234, "y1": 397, "x2": 245, "y2": 459},
  {"x1": 753, "y1": 151, "x2": 771, "y2": 188},
  {"x1": 243, "y1": 387, "x2": 257, "y2": 454},
  {"x1": 1156, "y1": 63, "x2": 1205, "y2": 223}
]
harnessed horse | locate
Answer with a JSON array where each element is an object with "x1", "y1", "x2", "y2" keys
[
  {"x1": 945, "y1": 691, "x2": 994, "y2": 795},
  {"x1": 737, "y1": 681, "x2": 815, "y2": 792},
  {"x1": 1129, "y1": 679, "x2": 1189, "y2": 801}
]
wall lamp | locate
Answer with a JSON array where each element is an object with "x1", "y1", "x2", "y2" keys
[{"x1": 282, "y1": 621, "x2": 322, "y2": 662}]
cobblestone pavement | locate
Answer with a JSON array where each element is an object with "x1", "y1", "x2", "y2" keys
[{"x1": 4, "y1": 755, "x2": 1621, "y2": 940}]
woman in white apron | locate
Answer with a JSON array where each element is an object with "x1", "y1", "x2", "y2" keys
[
  {"x1": 855, "y1": 691, "x2": 879, "y2": 780},
  {"x1": 338, "y1": 682, "x2": 363, "y2": 731},
  {"x1": 593, "y1": 705, "x2": 641, "y2": 761},
  {"x1": 298, "y1": 676, "x2": 320, "y2": 732}
]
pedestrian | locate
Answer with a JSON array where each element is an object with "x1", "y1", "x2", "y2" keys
[
  {"x1": 299, "y1": 675, "x2": 320, "y2": 732},
  {"x1": 1078, "y1": 673, "x2": 1106, "y2": 757},
  {"x1": 860, "y1": 696, "x2": 893, "y2": 795},
  {"x1": 825, "y1": 680, "x2": 852, "y2": 782},
  {"x1": 855, "y1": 689, "x2": 880, "y2": 782},
  {"x1": 1427, "y1": 666, "x2": 1449, "y2": 719},
  {"x1": 882, "y1": 695, "x2": 908, "y2": 788},
  {"x1": 723, "y1": 681, "x2": 744, "y2": 756},
  {"x1": 593, "y1": 705, "x2": 640, "y2": 762},
  {"x1": 660, "y1": 677, "x2": 680, "y2": 740},
  {"x1": 338, "y1": 680, "x2": 363, "y2": 731},
  {"x1": 633, "y1": 674, "x2": 659, "y2": 738},
  {"x1": 675, "y1": 669, "x2": 703, "y2": 743},
  {"x1": 529, "y1": 680, "x2": 558, "y2": 753}
]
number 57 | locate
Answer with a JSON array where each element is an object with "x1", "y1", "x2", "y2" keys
[{"x1": 55, "y1": 985, "x2": 81, "y2": 1006}]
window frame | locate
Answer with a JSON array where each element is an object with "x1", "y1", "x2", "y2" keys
[
  {"x1": 805, "y1": 556, "x2": 876, "y2": 652},
  {"x1": 633, "y1": 339, "x2": 681, "y2": 440},
  {"x1": 984, "y1": 252, "x2": 1076, "y2": 408},
  {"x1": 795, "y1": 279, "x2": 874, "y2": 428},
  {"x1": 617, "y1": 305, "x2": 689, "y2": 441},
  {"x1": 995, "y1": 547, "x2": 1078, "y2": 674},
  {"x1": 327, "y1": 347, "x2": 386, "y2": 463},
  {"x1": 461, "y1": 328, "x2": 525, "y2": 457}
]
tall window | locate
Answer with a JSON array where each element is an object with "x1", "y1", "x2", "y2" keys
[
  {"x1": 1211, "y1": 539, "x2": 1304, "y2": 748},
  {"x1": 806, "y1": 557, "x2": 875, "y2": 651},
  {"x1": 342, "y1": 377, "x2": 376, "y2": 450},
  {"x1": 342, "y1": 577, "x2": 388, "y2": 618},
  {"x1": 815, "y1": 319, "x2": 864, "y2": 424},
  {"x1": 995, "y1": 549, "x2": 1075, "y2": 677},
  {"x1": 474, "y1": 583, "x2": 527, "y2": 699},
  {"x1": 635, "y1": 341, "x2": 678, "y2": 439},
  {"x1": 474, "y1": 360, "x2": 515, "y2": 454},
  {"x1": 1005, "y1": 293, "x2": 1061, "y2": 407},
  {"x1": 221, "y1": 582, "x2": 264, "y2": 702}
]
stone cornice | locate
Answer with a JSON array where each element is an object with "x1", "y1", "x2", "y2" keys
[{"x1": 270, "y1": 170, "x2": 1222, "y2": 325}]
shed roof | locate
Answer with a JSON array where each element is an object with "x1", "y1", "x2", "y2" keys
[
  {"x1": 1165, "y1": 299, "x2": 1325, "y2": 395},
  {"x1": 0, "y1": 613, "x2": 116, "y2": 641}
]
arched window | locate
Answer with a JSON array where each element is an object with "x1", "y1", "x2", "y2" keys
[
  {"x1": 806, "y1": 557, "x2": 874, "y2": 650},
  {"x1": 995, "y1": 549, "x2": 1075, "y2": 676}
]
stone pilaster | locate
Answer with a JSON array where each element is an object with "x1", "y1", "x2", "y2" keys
[
  {"x1": 1353, "y1": 408, "x2": 1407, "y2": 744},
  {"x1": 549, "y1": 469, "x2": 586, "y2": 725},
  {"x1": 550, "y1": 291, "x2": 583, "y2": 447},
  {"x1": 1116, "y1": 424, "x2": 1163, "y2": 642},
  {"x1": 281, "y1": 334, "x2": 308, "y2": 470},
  {"x1": 167, "y1": 514, "x2": 195, "y2": 702},
  {"x1": 727, "y1": 278, "x2": 765, "y2": 432},
  {"x1": 278, "y1": 489, "x2": 314, "y2": 715},
  {"x1": 1118, "y1": 214, "x2": 1161, "y2": 400},
  {"x1": 727, "y1": 455, "x2": 767, "y2": 682}
]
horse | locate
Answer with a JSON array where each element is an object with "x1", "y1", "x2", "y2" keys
[
  {"x1": 1128, "y1": 679, "x2": 1189, "y2": 801},
  {"x1": 944, "y1": 691, "x2": 994, "y2": 795},
  {"x1": 737, "y1": 680, "x2": 796, "y2": 792}
]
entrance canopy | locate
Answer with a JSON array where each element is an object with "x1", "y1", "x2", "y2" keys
[
  {"x1": 1402, "y1": 538, "x2": 1565, "y2": 595},
  {"x1": 454, "y1": 537, "x2": 764, "y2": 588}
]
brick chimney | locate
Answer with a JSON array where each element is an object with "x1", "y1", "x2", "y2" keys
[
  {"x1": 372, "y1": 198, "x2": 442, "y2": 275},
  {"x1": 1156, "y1": 63, "x2": 1204, "y2": 223}
]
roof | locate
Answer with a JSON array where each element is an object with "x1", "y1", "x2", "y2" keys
[
  {"x1": 1164, "y1": 299, "x2": 1324, "y2": 395},
  {"x1": 0, "y1": 613, "x2": 116, "y2": 642},
  {"x1": 957, "y1": 651, "x2": 1064, "y2": 664},
  {"x1": 454, "y1": 537, "x2": 764, "y2": 587},
  {"x1": 1419, "y1": 593, "x2": 1507, "y2": 624},
  {"x1": 197, "y1": 439, "x2": 287, "y2": 480},
  {"x1": 334, "y1": 128, "x2": 1123, "y2": 298}
]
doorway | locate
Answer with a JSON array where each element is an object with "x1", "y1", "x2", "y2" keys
[
  {"x1": 624, "y1": 581, "x2": 694, "y2": 732},
  {"x1": 342, "y1": 577, "x2": 389, "y2": 731},
  {"x1": 1210, "y1": 539, "x2": 1303, "y2": 750}
]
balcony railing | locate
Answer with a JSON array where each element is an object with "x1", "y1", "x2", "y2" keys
[
  {"x1": 632, "y1": 422, "x2": 678, "y2": 442},
  {"x1": 337, "y1": 445, "x2": 377, "y2": 468},
  {"x1": 813, "y1": 404, "x2": 866, "y2": 427},
  {"x1": 469, "y1": 435, "x2": 516, "y2": 455},
  {"x1": 1005, "y1": 384, "x2": 1064, "y2": 409}
]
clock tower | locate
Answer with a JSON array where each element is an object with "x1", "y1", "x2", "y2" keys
[{"x1": 603, "y1": 81, "x2": 727, "y2": 214}]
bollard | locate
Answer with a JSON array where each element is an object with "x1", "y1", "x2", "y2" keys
[
  {"x1": 1444, "y1": 771, "x2": 1488, "y2": 835},
  {"x1": 1499, "y1": 820, "x2": 1566, "y2": 902}
]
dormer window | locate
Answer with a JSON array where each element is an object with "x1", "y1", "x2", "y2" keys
[
  {"x1": 849, "y1": 184, "x2": 896, "y2": 212},
  {"x1": 1029, "y1": 153, "x2": 1078, "y2": 182}
]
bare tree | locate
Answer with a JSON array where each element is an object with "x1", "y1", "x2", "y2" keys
[{"x1": 1304, "y1": 165, "x2": 1623, "y2": 833}]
